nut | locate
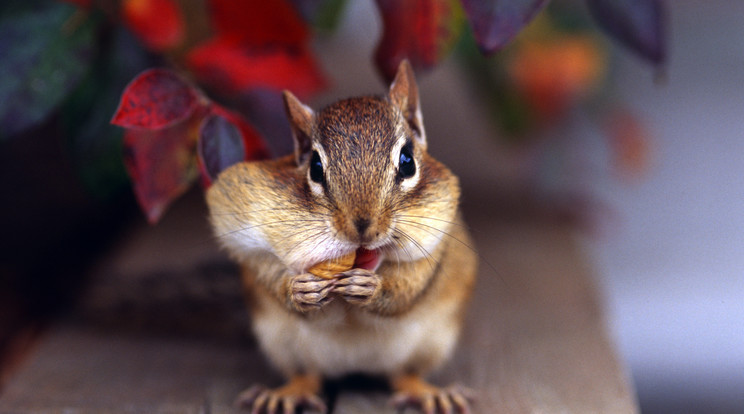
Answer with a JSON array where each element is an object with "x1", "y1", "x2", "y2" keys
[{"x1": 308, "y1": 251, "x2": 356, "y2": 279}]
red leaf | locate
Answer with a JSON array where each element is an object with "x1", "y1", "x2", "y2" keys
[
  {"x1": 198, "y1": 105, "x2": 270, "y2": 185},
  {"x1": 185, "y1": 37, "x2": 326, "y2": 98},
  {"x1": 122, "y1": 112, "x2": 203, "y2": 224},
  {"x1": 586, "y1": 0, "x2": 666, "y2": 65},
  {"x1": 208, "y1": 0, "x2": 308, "y2": 46},
  {"x1": 374, "y1": 0, "x2": 465, "y2": 81},
  {"x1": 122, "y1": 0, "x2": 185, "y2": 52},
  {"x1": 111, "y1": 68, "x2": 202, "y2": 130},
  {"x1": 460, "y1": 0, "x2": 549, "y2": 54}
]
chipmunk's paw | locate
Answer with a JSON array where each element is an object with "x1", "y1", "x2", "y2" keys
[
  {"x1": 289, "y1": 273, "x2": 335, "y2": 312},
  {"x1": 332, "y1": 268, "x2": 381, "y2": 307},
  {"x1": 235, "y1": 376, "x2": 326, "y2": 414},
  {"x1": 391, "y1": 375, "x2": 475, "y2": 414}
]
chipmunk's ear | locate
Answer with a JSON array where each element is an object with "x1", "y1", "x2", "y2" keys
[
  {"x1": 389, "y1": 59, "x2": 426, "y2": 147},
  {"x1": 282, "y1": 90, "x2": 316, "y2": 165}
]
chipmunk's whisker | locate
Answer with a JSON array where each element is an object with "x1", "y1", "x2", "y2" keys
[
  {"x1": 281, "y1": 227, "x2": 335, "y2": 261},
  {"x1": 392, "y1": 227, "x2": 438, "y2": 273},
  {"x1": 396, "y1": 214, "x2": 472, "y2": 231},
  {"x1": 396, "y1": 218, "x2": 505, "y2": 285},
  {"x1": 210, "y1": 206, "x2": 313, "y2": 217},
  {"x1": 211, "y1": 218, "x2": 326, "y2": 242}
]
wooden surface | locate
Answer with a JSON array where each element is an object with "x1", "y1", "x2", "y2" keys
[{"x1": 0, "y1": 192, "x2": 639, "y2": 413}]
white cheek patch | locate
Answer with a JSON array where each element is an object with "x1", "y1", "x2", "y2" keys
[{"x1": 211, "y1": 211, "x2": 271, "y2": 259}]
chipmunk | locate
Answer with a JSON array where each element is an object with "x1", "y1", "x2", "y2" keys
[{"x1": 206, "y1": 60, "x2": 478, "y2": 414}]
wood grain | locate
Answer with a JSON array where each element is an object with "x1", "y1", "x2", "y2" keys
[{"x1": 0, "y1": 194, "x2": 638, "y2": 413}]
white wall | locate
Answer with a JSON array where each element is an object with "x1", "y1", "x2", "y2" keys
[{"x1": 587, "y1": 1, "x2": 744, "y2": 412}]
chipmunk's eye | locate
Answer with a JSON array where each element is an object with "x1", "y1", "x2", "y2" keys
[
  {"x1": 398, "y1": 141, "x2": 416, "y2": 179},
  {"x1": 309, "y1": 150, "x2": 324, "y2": 183}
]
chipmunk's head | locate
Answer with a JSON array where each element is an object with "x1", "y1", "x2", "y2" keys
[{"x1": 282, "y1": 60, "x2": 459, "y2": 267}]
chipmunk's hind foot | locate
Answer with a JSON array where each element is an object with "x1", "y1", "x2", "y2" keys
[
  {"x1": 236, "y1": 374, "x2": 326, "y2": 414},
  {"x1": 390, "y1": 374, "x2": 475, "y2": 414}
]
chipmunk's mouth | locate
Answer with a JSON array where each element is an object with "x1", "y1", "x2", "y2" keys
[{"x1": 354, "y1": 247, "x2": 380, "y2": 271}]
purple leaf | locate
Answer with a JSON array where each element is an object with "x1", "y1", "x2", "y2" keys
[
  {"x1": 586, "y1": 0, "x2": 666, "y2": 65},
  {"x1": 461, "y1": 0, "x2": 550, "y2": 54},
  {"x1": 198, "y1": 113, "x2": 247, "y2": 182}
]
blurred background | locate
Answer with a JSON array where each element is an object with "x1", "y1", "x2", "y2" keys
[
  {"x1": 583, "y1": 2, "x2": 744, "y2": 411},
  {"x1": 1, "y1": 0, "x2": 742, "y2": 412}
]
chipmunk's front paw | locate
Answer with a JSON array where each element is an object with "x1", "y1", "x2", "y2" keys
[
  {"x1": 289, "y1": 273, "x2": 335, "y2": 312},
  {"x1": 332, "y1": 268, "x2": 381, "y2": 307}
]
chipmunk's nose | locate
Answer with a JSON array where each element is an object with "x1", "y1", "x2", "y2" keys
[
  {"x1": 354, "y1": 217, "x2": 371, "y2": 236},
  {"x1": 352, "y1": 216, "x2": 380, "y2": 245},
  {"x1": 340, "y1": 211, "x2": 387, "y2": 246}
]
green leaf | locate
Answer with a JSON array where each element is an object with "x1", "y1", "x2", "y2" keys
[
  {"x1": 62, "y1": 27, "x2": 154, "y2": 200},
  {"x1": 0, "y1": 1, "x2": 97, "y2": 139},
  {"x1": 456, "y1": 31, "x2": 534, "y2": 140},
  {"x1": 311, "y1": 0, "x2": 349, "y2": 33},
  {"x1": 290, "y1": 0, "x2": 348, "y2": 33}
]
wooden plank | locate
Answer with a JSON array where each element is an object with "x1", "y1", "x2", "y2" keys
[
  {"x1": 0, "y1": 326, "x2": 277, "y2": 414},
  {"x1": 0, "y1": 193, "x2": 638, "y2": 413},
  {"x1": 333, "y1": 214, "x2": 638, "y2": 413},
  {"x1": 454, "y1": 218, "x2": 638, "y2": 413}
]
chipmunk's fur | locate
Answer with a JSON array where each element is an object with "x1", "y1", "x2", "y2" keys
[{"x1": 206, "y1": 61, "x2": 477, "y2": 414}]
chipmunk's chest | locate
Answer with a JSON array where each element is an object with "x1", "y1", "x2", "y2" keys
[{"x1": 252, "y1": 296, "x2": 457, "y2": 377}]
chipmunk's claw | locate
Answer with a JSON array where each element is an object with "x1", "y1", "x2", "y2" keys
[
  {"x1": 290, "y1": 273, "x2": 335, "y2": 313},
  {"x1": 332, "y1": 268, "x2": 381, "y2": 307},
  {"x1": 236, "y1": 384, "x2": 326, "y2": 414},
  {"x1": 391, "y1": 375, "x2": 475, "y2": 414},
  {"x1": 236, "y1": 374, "x2": 326, "y2": 414},
  {"x1": 391, "y1": 386, "x2": 473, "y2": 414}
]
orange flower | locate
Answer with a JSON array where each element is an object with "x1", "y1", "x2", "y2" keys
[{"x1": 508, "y1": 35, "x2": 605, "y2": 120}]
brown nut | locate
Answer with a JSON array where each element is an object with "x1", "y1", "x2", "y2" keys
[{"x1": 308, "y1": 251, "x2": 356, "y2": 279}]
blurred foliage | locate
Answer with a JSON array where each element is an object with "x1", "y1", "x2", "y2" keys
[
  {"x1": 0, "y1": 0, "x2": 666, "y2": 223},
  {"x1": 459, "y1": 2, "x2": 610, "y2": 138},
  {"x1": 0, "y1": 1, "x2": 97, "y2": 138}
]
